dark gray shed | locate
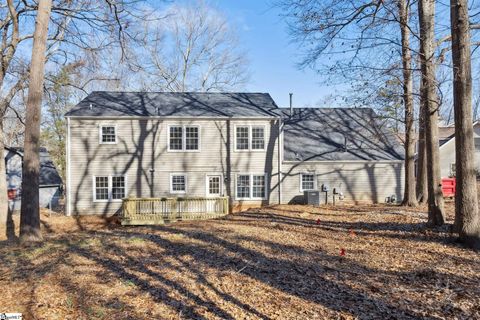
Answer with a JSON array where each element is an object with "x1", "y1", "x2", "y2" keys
[{"x1": 4, "y1": 147, "x2": 63, "y2": 212}]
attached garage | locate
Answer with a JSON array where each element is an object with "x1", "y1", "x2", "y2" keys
[{"x1": 278, "y1": 108, "x2": 405, "y2": 204}]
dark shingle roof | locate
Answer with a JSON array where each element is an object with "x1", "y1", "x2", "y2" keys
[
  {"x1": 5, "y1": 147, "x2": 63, "y2": 186},
  {"x1": 279, "y1": 108, "x2": 404, "y2": 161},
  {"x1": 65, "y1": 92, "x2": 279, "y2": 118}
]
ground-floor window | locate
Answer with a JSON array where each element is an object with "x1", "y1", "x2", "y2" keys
[
  {"x1": 93, "y1": 175, "x2": 126, "y2": 201},
  {"x1": 171, "y1": 174, "x2": 187, "y2": 193},
  {"x1": 112, "y1": 176, "x2": 126, "y2": 199},
  {"x1": 236, "y1": 174, "x2": 267, "y2": 200},
  {"x1": 300, "y1": 173, "x2": 316, "y2": 191}
]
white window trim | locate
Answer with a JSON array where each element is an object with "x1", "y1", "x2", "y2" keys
[
  {"x1": 99, "y1": 124, "x2": 117, "y2": 145},
  {"x1": 205, "y1": 173, "x2": 223, "y2": 197},
  {"x1": 170, "y1": 173, "x2": 188, "y2": 194},
  {"x1": 92, "y1": 175, "x2": 127, "y2": 202},
  {"x1": 235, "y1": 173, "x2": 268, "y2": 200},
  {"x1": 234, "y1": 124, "x2": 266, "y2": 152},
  {"x1": 299, "y1": 172, "x2": 317, "y2": 192},
  {"x1": 167, "y1": 125, "x2": 201, "y2": 152},
  {"x1": 251, "y1": 125, "x2": 267, "y2": 151},
  {"x1": 111, "y1": 175, "x2": 127, "y2": 202}
]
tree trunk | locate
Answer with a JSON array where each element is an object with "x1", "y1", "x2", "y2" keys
[
  {"x1": 0, "y1": 119, "x2": 8, "y2": 233},
  {"x1": 399, "y1": 0, "x2": 417, "y2": 206},
  {"x1": 450, "y1": 0, "x2": 480, "y2": 249},
  {"x1": 416, "y1": 91, "x2": 428, "y2": 204},
  {"x1": 418, "y1": 0, "x2": 445, "y2": 226},
  {"x1": 19, "y1": 0, "x2": 52, "y2": 243}
]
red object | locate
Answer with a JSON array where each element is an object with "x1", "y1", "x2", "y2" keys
[
  {"x1": 442, "y1": 178, "x2": 456, "y2": 197},
  {"x1": 316, "y1": 219, "x2": 321, "y2": 225},
  {"x1": 340, "y1": 248, "x2": 346, "y2": 256},
  {"x1": 349, "y1": 229, "x2": 356, "y2": 237},
  {"x1": 7, "y1": 189, "x2": 17, "y2": 200}
]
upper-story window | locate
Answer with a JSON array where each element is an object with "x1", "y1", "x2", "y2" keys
[
  {"x1": 100, "y1": 125, "x2": 116, "y2": 144},
  {"x1": 169, "y1": 125, "x2": 200, "y2": 151},
  {"x1": 236, "y1": 126, "x2": 249, "y2": 150},
  {"x1": 252, "y1": 127, "x2": 265, "y2": 150},
  {"x1": 235, "y1": 125, "x2": 265, "y2": 151}
]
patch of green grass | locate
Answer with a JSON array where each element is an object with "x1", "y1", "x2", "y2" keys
[
  {"x1": 77, "y1": 237, "x2": 102, "y2": 248},
  {"x1": 122, "y1": 279, "x2": 136, "y2": 288},
  {"x1": 65, "y1": 296, "x2": 74, "y2": 309},
  {"x1": 86, "y1": 306, "x2": 106, "y2": 319}
]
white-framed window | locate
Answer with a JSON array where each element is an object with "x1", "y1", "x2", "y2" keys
[
  {"x1": 236, "y1": 174, "x2": 267, "y2": 200},
  {"x1": 112, "y1": 176, "x2": 126, "y2": 200},
  {"x1": 251, "y1": 126, "x2": 265, "y2": 150},
  {"x1": 94, "y1": 176, "x2": 109, "y2": 200},
  {"x1": 168, "y1": 125, "x2": 200, "y2": 151},
  {"x1": 169, "y1": 126, "x2": 183, "y2": 150},
  {"x1": 185, "y1": 126, "x2": 199, "y2": 150},
  {"x1": 93, "y1": 175, "x2": 126, "y2": 202},
  {"x1": 252, "y1": 175, "x2": 266, "y2": 198},
  {"x1": 300, "y1": 173, "x2": 316, "y2": 191},
  {"x1": 206, "y1": 175, "x2": 222, "y2": 196},
  {"x1": 236, "y1": 126, "x2": 249, "y2": 150},
  {"x1": 235, "y1": 125, "x2": 266, "y2": 151},
  {"x1": 170, "y1": 174, "x2": 187, "y2": 193},
  {"x1": 99, "y1": 125, "x2": 116, "y2": 144}
]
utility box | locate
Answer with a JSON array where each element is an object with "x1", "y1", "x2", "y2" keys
[
  {"x1": 442, "y1": 178, "x2": 456, "y2": 198},
  {"x1": 304, "y1": 191, "x2": 320, "y2": 206}
]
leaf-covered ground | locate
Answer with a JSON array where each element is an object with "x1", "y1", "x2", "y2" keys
[{"x1": 0, "y1": 204, "x2": 479, "y2": 319}]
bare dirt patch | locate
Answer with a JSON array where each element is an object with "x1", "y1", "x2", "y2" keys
[{"x1": 0, "y1": 204, "x2": 479, "y2": 319}]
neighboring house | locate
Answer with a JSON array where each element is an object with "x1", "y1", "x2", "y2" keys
[
  {"x1": 4, "y1": 147, "x2": 63, "y2": 212},
  {"x1": 438, "y1": 121, "x2": 480, "y2": 178},
  {"x1": 64, "y1": 91, "x2": 405, "y2": 215}
]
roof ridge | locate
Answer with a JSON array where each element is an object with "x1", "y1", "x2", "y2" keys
[{"x1": 89, "y1": 91, "x2": 271, "y2": 95}]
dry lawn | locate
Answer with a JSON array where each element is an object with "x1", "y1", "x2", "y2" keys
[{"x1": 0, "y1": 204, "x2": 479, "y2": 320}]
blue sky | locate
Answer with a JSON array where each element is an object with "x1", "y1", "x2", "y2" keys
[{"x1": 208, "y1": 1, "x2": 337, "y2": 108}]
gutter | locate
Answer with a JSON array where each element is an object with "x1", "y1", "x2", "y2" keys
[
  {"x1": 65, "y1": 115, "x2": 281, "y2": 121},
  {"x1": 282, "y1": 159, "x2": 405, "y2": 164}
]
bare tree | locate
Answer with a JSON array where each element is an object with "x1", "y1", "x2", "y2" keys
[
  {"x1": 450, "y1": 0, "x2": 480, "y2": 248},
  {"x1": 19, "y1": 0, "x2": 52, "y2": 242},
  {"x1": 279, "y1": 0, "x2": 425, "y2": 205},
  {"x1": 136, "y1": 1, "x2": 248, "y2": 92},
  {"x1": 418, "y1": 0, "x2": 445, "y2": 225},
  {"x1": 0, "y1": 0, "x2": 149, "y2": 233},
  {"x1": 399, "y1": 0, "x2": 417, "y2": 206},
  {"x1": 416, "y1": 80, "x2": 428, "y2": 204}
]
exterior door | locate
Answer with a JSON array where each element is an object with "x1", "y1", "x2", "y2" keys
[{"x1": 206, "y1": 175, "x2": 222, "y2": 197}]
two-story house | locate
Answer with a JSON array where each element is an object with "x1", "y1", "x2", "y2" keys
[
  {"x1": 65, "y1": 92, "x2": 405, "y2": 215},
  {"x1": 437, "y1": 121, "x2": 480, "y2": 178}
]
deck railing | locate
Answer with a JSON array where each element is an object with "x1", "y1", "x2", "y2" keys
[{"x1": 121, "y1": 197, "x2": 229, "y2": 225}]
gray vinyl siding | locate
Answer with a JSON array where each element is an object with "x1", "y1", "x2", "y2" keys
[
  {"x1": 68, "y1": 117, "x2": 404, "y2": 215},
  {"x1": 281, "y1": 162, "x2": 404, "y2": 204},
  {"x1": 439, "y1": 140, "x2": 456, "y2": 178},
  {"x1": 68, "y1": 118, "x2": 280, "y2": 215},
  {"x1": 439, "y1": 137, "x2": 480, "y2": 178}
]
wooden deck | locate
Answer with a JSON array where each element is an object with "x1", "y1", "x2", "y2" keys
[{"x1": 121, "y1": 197, "x2": 229, "y2": 225}]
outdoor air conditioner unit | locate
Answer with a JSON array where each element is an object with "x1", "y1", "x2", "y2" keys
[{"x1": 304, "y1": 190, "x2": 320, "y2": 206}]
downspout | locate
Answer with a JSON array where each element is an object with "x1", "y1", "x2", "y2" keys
[
  {"x1": 277, "y1": 116, "x2": 284, "y2": 205},
  {"x1": 66, "y1": 116, "x2": 71, "y2": 216}
]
